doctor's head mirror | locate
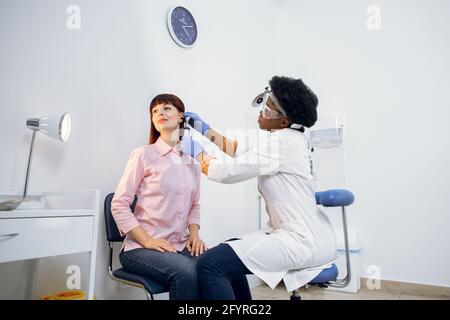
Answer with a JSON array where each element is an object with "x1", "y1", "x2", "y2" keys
[{"x1": 252, "y1": 87, "x2": 271, "y2": 108}]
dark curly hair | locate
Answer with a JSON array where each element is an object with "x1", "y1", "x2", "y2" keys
[{"x1": 269, "y1": 76, "x2": 318, "y2": 128}]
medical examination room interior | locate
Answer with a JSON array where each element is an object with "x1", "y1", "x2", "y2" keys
[{"x1": 0, "y1": 0, "x2": 449, "y2": 301}]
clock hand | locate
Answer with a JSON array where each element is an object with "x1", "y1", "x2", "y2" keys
[
  {"x1": 182, "y1": 25, "x2": 193, "y2": 37},
  {"x1": 178, "y1": 18, "x2": 187, "y2": 25}
]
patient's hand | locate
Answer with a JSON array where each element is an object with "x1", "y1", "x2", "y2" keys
[
  {"x1": 144, "y1": 238, "x2": 177, "y2": 253},
  {"x1": 186, "y1": 233, "x2": 208, "y2": 257}
]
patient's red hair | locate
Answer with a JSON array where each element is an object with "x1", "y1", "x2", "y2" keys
[{"x1": 148, "y1": 94, "x2": 185, "y2": 144}]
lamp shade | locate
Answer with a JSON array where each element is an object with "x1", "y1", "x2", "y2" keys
[{"x1": 26, "y1": 113, "x2": 71, "y2": 142}]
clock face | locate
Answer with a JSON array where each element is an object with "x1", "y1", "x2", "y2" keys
[{"x1": 167, "y1": 6, "x2": 197, "y2": 48}]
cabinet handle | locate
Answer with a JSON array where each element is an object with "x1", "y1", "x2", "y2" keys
[{"x1": 0, "y1": 233, "x2": 19, "y2": 238}]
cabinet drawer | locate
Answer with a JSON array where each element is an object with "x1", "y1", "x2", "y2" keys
[{"x1": 0, "y1": 216, "x2": 94, "y2": 263}]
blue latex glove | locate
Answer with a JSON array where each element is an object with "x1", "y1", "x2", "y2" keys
[
  {"x1": 184, "y1": 111, "x2": 211, "y2": 135},
  {"x1": 180, "y1": 136, "x2": 204, "y2": 160}
]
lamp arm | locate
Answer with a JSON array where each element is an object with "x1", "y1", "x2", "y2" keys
[{"x1": 22, "y1": 130, "x2": 37, "y2": 200}]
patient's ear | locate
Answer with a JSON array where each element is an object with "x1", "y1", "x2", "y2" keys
[{"x1": 280, "y1": 118, "x2": 290, "y2": 128}]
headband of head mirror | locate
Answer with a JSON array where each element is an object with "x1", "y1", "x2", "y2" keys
[
  {"x1": 251, "y1": 87, "x2": 303, "y2": 129},
  {"x1": 251, "y1": 88, "x2": 287, "y2": 120},
  {"x1": 252, "y1": 76, "x2": 318, "y2": 129}
]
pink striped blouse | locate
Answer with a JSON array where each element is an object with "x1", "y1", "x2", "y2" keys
[{"x1": 111, "y1": 137, "x2": 201, "y2": 252}]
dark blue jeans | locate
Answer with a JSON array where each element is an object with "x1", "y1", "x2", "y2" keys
[
  {"x1": 119, "y1": 247, "x2": 199, "y2": 300},
  {"x1": 197, "y1": 243, "x2": 253, "y2": 300}
]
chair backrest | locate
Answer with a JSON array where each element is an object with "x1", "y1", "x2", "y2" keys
[{"x1": 104, "y1": 192, "x2": 137, "y2": 242}]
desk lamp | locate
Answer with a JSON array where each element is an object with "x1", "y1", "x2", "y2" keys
[{"x1": 0, "y1": 113, "x2": 71, "y2": 211}]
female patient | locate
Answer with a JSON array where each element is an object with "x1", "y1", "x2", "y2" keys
[{"x1": 111, "y1": 94, "x2": 207, "y2": 300}]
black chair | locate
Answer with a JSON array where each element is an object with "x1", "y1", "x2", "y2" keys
[{"x1": 104, "y1": 192, "x2": 168, "y2": 300}]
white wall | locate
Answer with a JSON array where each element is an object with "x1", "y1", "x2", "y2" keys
[
  {"x1": 0, "y1": 0, "x2": 274, "y2": 299},
  {"x1": 271, "y1": 0, "x2": 450, "y2": 287},
  {"x1": 1, "y1": 0, "x2": 449, "y2": 299}
]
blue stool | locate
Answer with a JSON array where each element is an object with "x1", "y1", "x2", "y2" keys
[{"x1": 290, "y1": 189, "x2": 355, "y2": 300}]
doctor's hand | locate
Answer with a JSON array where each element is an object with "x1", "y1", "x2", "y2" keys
[
  {"x1": 186, "y1": 234, "x2": 208, "y2": 257},
  {"x1": 183, "y1": 111, "x2": 211, "y2": 135},
  {"x1": 199, "y1": 155, "x2": 215, "y2": 176}
]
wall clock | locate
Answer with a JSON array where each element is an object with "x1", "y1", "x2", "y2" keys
[{"x1": 167, "y1": 6, "x2": 198, "y2": 48}]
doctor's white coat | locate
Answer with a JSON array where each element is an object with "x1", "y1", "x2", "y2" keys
[{"x1": 207, "y1": 128, "x2": 338, "y2": 291}]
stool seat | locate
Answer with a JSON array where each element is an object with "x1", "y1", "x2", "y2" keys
[
  {"x1": 309, "y1": 263, "x2": 338, "y2": 284},
  {"x1": 315, "y1": 189, "x2": 355, "y2": 207}
]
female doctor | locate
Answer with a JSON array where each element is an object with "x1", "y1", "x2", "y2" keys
[{"x1": 182, "y1": 76, "x2": 337, "y2": 300}]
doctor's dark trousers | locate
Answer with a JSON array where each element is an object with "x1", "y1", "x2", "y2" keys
[{"x1": 197, "y1": 243, "x2": 253, "y2": 300}]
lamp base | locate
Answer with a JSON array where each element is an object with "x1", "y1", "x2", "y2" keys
[{"x1": 0, "y1": 197, "x2": 25, "y2": 211}]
